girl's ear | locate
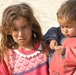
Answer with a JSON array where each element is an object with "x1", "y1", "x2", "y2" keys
[
  {"x1": 7, "y1": 29, "x2": 13, "y2": 35},
  {"x1": 8, "y1": 26, "x2": 14, "y2": 35},
  {"x1": 7, "y1": 32, "x2": 11, "y2": 35}
]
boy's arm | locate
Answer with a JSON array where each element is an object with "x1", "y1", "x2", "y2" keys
[{"x1": 44, "y1": 27, "x2": 60, "y2": 45}]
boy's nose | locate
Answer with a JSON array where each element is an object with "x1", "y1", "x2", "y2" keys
[{"x1": 64, "y1": 28, "x2": 68, "y2": 33}]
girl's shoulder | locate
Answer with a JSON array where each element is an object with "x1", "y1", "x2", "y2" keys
[{"x1": 7, "y1": 42, "x2": 47, "y2": 57}]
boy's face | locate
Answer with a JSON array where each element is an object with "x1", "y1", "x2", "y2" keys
[{"x1": 58, "y1": 18, "x2": 76, "y2": 37}]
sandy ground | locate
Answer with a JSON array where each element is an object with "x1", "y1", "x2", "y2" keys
[{"x1": 0, "y1": 0, "x2": 67, "y2": 35}]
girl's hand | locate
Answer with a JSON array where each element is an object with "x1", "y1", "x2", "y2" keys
[
  {"x1": 55, "y1": 46, "x2": 66, "y2": 55},
  {"x1": 49, "y1": 40, "x2": 58, "y2": 50}
]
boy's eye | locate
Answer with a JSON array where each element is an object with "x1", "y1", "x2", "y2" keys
[
  {"x1": 60, "y1": 25, "x2": 64, "y2": 28},
  {"x1": 68, "y1": 26, "x2": 72, "y2": 28}
]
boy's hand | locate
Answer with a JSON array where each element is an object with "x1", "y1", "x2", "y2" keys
[
  {"x1": 55, "y1": 46, "x2": 66, "y2": 55},
  {"x1": 49, "y1": 40, "x2": 58, "y2": 50},
  {"x1": 73, "y1": 69, "x2": 76, "y2": 75}
]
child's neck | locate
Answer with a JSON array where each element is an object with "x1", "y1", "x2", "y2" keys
[
  {"x1": 18, "y1": 42, "x2": 36, "y2": 51},
  {"x1": 19, "y1": 45, "x2": 33, "y2": 51}
]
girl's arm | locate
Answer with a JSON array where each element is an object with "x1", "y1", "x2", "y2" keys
[{"x1": 0, "y1": 59, "x2": 11, "y2": 75}]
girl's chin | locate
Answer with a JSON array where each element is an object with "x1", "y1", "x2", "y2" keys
[{"x1": 18, "y1": 42, "x2": 26, "y2": 45}]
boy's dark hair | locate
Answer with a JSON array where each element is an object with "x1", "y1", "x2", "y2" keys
[{"x1": 57, "y1": 0, "x2": 76, "y2": 20}]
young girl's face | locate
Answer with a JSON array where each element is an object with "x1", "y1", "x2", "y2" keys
[
  {"x1": 58, "y1": 18, "x2": 76, "y2": 37},
  {"x1": 11, "y1": 17, "x2": 32, "y2": 47}
]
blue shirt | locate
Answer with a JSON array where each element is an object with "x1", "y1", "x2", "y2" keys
[
  {"x1": 44, "y1": 26, "x2": 66, "y2": 45},
  {"x1": 44, "y1": 26, "x2": 66, "y2": 63}
]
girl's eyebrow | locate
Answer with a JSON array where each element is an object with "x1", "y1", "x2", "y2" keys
[
  {"x1": 25, "y1": 24, "x2": 28, "y2": 26},
  {"x1": 24, "y1": 23, "x2": 29, "y2": 26},
  {"x1": 14, "y1": 24, "x2": 29, "y2": 28},
  {"x1": 23, "y1": 24, "x2": 29, "y2": 26},
  {"x1": 21, "y1": 24, "x2": 29, "y2": 28}
]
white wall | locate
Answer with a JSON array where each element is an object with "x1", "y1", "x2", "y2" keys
[{"x1": 0, "y1": 0, "x2": 67, "y2": 34}]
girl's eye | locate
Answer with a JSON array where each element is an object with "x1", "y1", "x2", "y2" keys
[
  {"x1": 14, "y1": 28, "x2": 18, "y2": 31},
  {"x1": 23, "y1": 25, "x2": 29, "y2": 29}
]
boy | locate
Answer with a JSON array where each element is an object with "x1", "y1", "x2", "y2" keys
[{"x1": 44, "y1": 0, "x2": 76, "y2": 75}]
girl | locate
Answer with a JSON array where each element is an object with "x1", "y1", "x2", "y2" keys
[{"x1": 0, "y1": 3, "x2": 49, "y2": 75}]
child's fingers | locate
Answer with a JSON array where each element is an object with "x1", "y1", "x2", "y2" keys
[
  {"x1": 52, "y1": 42, "x2": 58, "y2": 50},
  {"x1": 55, "y1": 46, "x2": 61, "y2": 50},
  {"x1": 55, "y1": 46, "x2": 66, "y2": 55}
]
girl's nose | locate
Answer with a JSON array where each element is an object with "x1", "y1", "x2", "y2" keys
[{"x1": 18, "y1": 30, "x2": 23, "y2": 36}]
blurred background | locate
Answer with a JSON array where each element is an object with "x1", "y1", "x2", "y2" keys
[{"x1": 0, "y1": 0, "x2": 67, "y2": 35}]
